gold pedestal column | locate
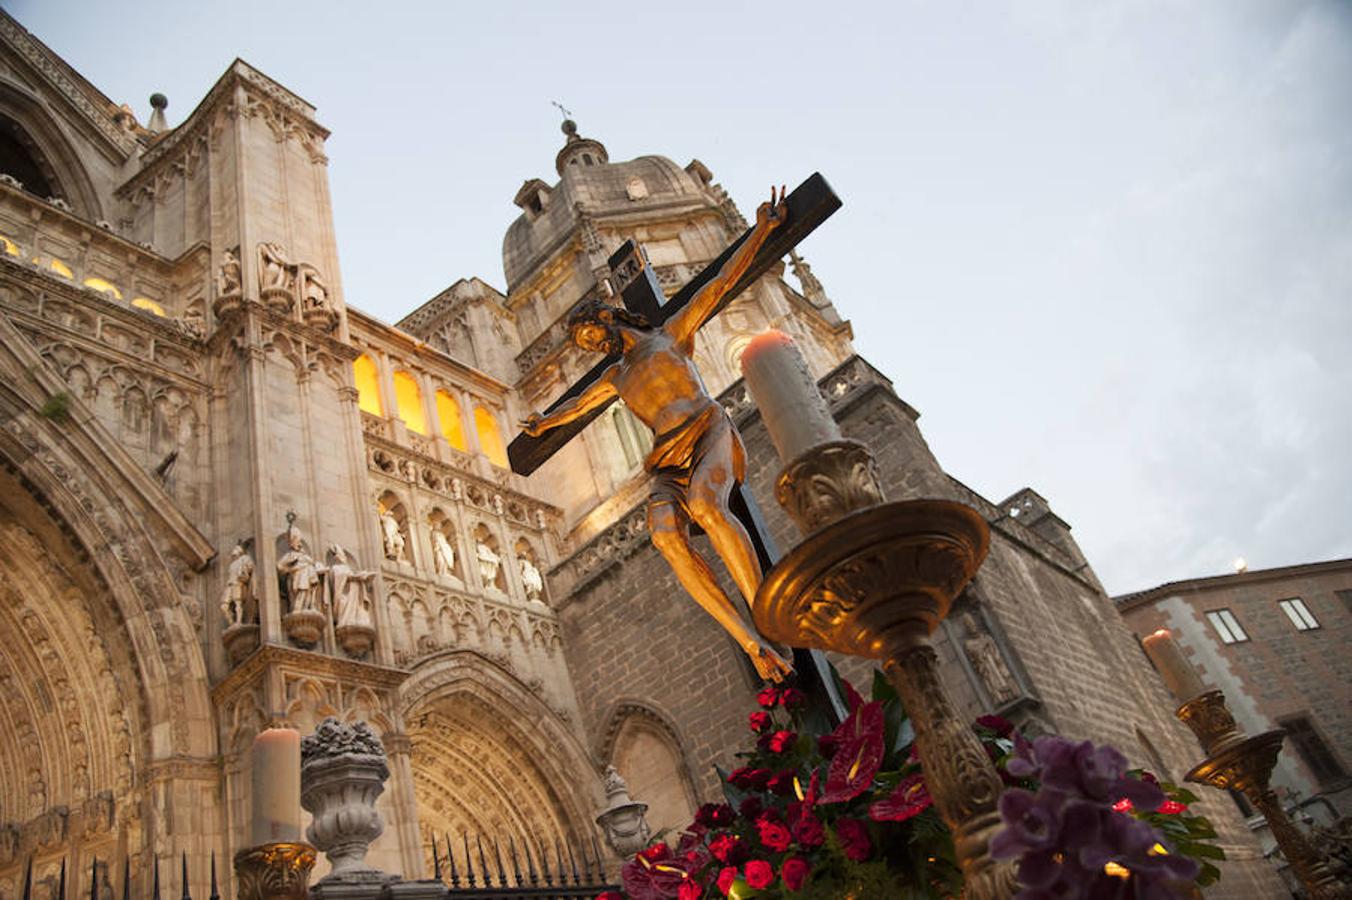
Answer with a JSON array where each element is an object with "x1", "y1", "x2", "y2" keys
[
  {"x1": 755, "y1": 440, "x2": 1016, "y2": 899},
  {"x1": 1177, "y1": 691, "x2": 1349, "y2": 899},
  {"x1": 233, "y1": 842, "x2": 317, "y2": 900}
]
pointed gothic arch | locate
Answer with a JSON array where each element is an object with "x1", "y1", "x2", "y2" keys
[
  {"x1": 0, "y1": 77, "x2": 106, "y2": 219},
  {"x1": 400, "y1": 651, "x2": 603, "y2": 874}
]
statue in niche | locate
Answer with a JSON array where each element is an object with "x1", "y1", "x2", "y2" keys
[
  {"x1": 277, "y1": 524, "x2": 326, "y2": 614},
  {"x1": 476, "y1": 537, "x2": 501, "y2": 589},
  {"x1": 378, "y1": 507, "x2": 407, "y2": 562},
  {"x1": 327, "y1": 545, "x2": 376, "y2": 630},
  {"x1": 960, "y1": 611, "x2": 1019, "y2": 706},
  {"x1": 431, "y1": 528, "x2": 457, "y2": 576},
  {"x1": 217, "y1": 247, "x2": 242, "y2": 297},
  {"x1": 258, "y1": 242, "x2": 294, "y2": 292},
  {"x1": 519, "y1": 554, "x2": 544, "y2": 603},
  {"x1": 219, "y1": 542, "x2": 256, "y2": 627}
]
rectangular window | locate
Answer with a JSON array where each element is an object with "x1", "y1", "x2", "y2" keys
[
  {"x1": 1278, "y1": 598, "x2": 1320, "y2": 631},
  {"x1": 1205, "y1": 608, "x2": 1248, "y2": 644},
  {"x1": 1280, "y1": 716, "x2": 1347, "y2": 786}
]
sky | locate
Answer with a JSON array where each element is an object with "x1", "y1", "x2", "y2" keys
[{"x1": 11, "y1": 0, "x2": 1350, "y2": 596}]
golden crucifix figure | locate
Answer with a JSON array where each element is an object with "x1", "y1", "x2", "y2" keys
[{"x1": 522, "y1": 189, "x2": 793, "y2": 681}]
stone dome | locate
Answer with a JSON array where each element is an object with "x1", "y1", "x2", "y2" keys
[{"x1": 502, "y1": 149, "x2": 710, "y2": 293}]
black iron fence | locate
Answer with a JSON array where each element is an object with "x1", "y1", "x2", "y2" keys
[
  {"x1": 430, "y1": 832, "x2": 618, "y2": 898},
  {"x1": 13, "y1": 851, "x2": 218, "y2": 899}
]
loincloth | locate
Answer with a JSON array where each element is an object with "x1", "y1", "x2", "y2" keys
[{"x1": 646, "y1": 403, "x2": 745, "y2": 510}]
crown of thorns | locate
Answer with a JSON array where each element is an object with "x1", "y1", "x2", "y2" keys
[{"x1": 567, "y1": 297, "x2": 652, "y2": 335}]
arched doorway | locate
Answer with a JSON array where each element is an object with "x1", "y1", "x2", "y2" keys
[{"x1": 401, "y1": 652, "x2": 602, "y2": 879}]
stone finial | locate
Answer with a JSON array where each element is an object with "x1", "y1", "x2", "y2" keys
[
  {"x1": 300, "y1": 718, "x2": 394, "y2": 887},
  {"x1": 594, "y1": 765, "x2": 651, "y2": 857},
  {"x1": 147, "y1": 93, "x2": 168, "y2": 133}
]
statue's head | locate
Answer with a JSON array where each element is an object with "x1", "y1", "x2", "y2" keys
[
  {"x1": 287, "y1": 525, "x2": 304, "y2": 550},
  {"x1": 230, "y1": 544, "x2": 244, "y2": 560},
  {"x1": 567, "y1": 297, "x2": 651, "y2": 354}
]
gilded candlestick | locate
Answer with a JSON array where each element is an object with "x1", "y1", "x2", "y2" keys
[{"x1": 232, "y1": 842, "x2": 316, "y2": 900}]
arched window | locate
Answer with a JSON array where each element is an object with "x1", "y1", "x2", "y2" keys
[
  {"x1": 84, "y1": 277, "x2": 123, "y2": 300},
  {"x1": 393, "y1": 370, "x2": 427, "y2": 435},
  {"x1": 474, "y1": 406, "x2": 508, "y2": 469},
  {"x1": 612, "y1": 402, "x2": 653, "y2": 472},
  {"x1": 0, "y1": 116, "x2": 57, "y2": 197},
  {"x1": 353, "y1": 354, "x2": 382, "y2": 416},
  {"x1": 130, "y1": 297, "x2": 165, "y2": 317},
  {"x1": 435, "y1": 389, "x2": 467, "y2": 451}
]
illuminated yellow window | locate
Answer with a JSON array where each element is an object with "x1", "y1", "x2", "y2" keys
[
  {"x1": 353, "y1": 354, "x2": 383, "y2": 416},
  {"x1": 85, "y1": 277, "x2": 125, "y2": 300},
  {"x1": 0, "y1": 235, "x2": 19, "y2": 257},
  {"x1": 34, "y1": 256, "x2": 73, "y2": 279},
  {"x1": 131, "y1": 297, "x2": 165, "y2": 316},
  {"x1": 435, "y1": 389, "x2": 467, "y2": 451},
  {"x1": 474, "y1": 406, "x2": 508, "y2": 468},
  {"x1": 393, "y1": 370, "x2": 427, "y2": 435}
]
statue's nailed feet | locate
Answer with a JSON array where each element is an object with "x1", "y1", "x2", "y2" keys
[{"x1": 750, "y1": 643, "x2": 793, "y2": 683}]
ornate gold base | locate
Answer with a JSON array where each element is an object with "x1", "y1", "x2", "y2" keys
[
  {"x1": 754, "y1": 499, "x2": 1015, "y2": 899},
  {"x1": 233, "y1": 842, "x2": 317, "y2": 900}
]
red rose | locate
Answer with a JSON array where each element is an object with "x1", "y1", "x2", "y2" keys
[
  {"x1": 780, "y1": 687, "x2": 806, "y2": 709},
  {"x1": 757, "y1": 686, "x2": 780, "y2": 709},
  {"x1": 767, "y1": 730, "x2": 797, "y2": 754},
  {"x1": 638, "y1": 842, "x2": 670, "y2": 862},
  {"x1": 781, "y1": 856, "x2": 811, "y2": 892},
  {"x1": 1112, "y1": 798, "x2": 1133, "y2": 813},
  {"x1": 1159, "y1": 800, "x2": 1188, "y2": 815},
  {"x1": 696, "y1": 803, "x2": 735, "y2": 827},
  {"x1": 728, "y1": 767, "x2": 772, "y2": 791},
  {"x1": 709, "y1": 832, "x2": 743, "y2": 864},
  {"x1": 716, "y1": 866, "x2": 739, "y2": 896},
  {"x1": 677, "y1": 880, "x2": 702, "y2": 900},
  {"x1": 749, "y1": 711, "x2": 772, "y2": 733},
  {"x1": 756, "y1": 817, "x2": 792, "y2": 852},
  {"x1": 791, "y1": 813, "x2": 824, "y2": 849},
  {"x1": 767, "y1": 770, "x2": 797, "y2": 796},
  {"x1": 745, "y1": 859, "x2": 774, "y2": 890},
  {"x1": 834, "y1": 817, "x2": 872, "y2": 862},
  {"x1": 738, "y1": 796, "x2": 763, "y2": 820}
]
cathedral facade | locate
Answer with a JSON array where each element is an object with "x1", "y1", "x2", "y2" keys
[{"x1": 0, "y1": 12, "x2": 1284, "y2": 897}]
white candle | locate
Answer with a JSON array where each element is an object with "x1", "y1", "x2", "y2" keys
[
  {"x1": 250, "y1": 727, "x2": 301, "y2": 846},
  {"x1": 1141, "y1": 629, "x2": 1207, "y2": 703},
  {"x1": 739, "y1": 330, "x2": 841, "y2": 464}
]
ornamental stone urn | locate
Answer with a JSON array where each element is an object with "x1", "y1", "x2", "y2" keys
[
  {"x1": 594, "y1": 765, "x2": 651, "y2": 857},
  {"x1": 300, "y1": 717, "x2": 394, "y2": 888}
]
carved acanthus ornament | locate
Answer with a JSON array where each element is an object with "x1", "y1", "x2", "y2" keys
[{"x1": 774, "y1": 439, "x2": 885, "y2": 535}]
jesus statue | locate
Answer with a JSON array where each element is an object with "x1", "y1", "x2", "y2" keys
[{"x1": 522, "y1": 188, "x2": 793, "y2": 681}]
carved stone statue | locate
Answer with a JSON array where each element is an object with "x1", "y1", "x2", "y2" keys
[
  {"x1": 960, "y1": 612, "x2": 1019, "y2": 705},
  {"x1": 298, "y1": 263, "x2": 330, "y2": 311},
  {"x1": 519, "y1": 554, "x2": 544, "y2": 603},
  {"x1": 220, "y1": 543, "x2": 256, "y2": 626},
  {"x1": 328, "y1": 545, "x2": 376, "y2": 630},
  {"x1": 258, "y1": 242, "x2": 294, "y2": 292},
  {"x1": 476, "y1": 538, "x2": 501, "y2": 589},
  {"x1": 217, "y1": 247, "x2": 242, "y2": 297},
  {"x1": 431, "y1": 528, "x2": 457, "y2": 577},
  {"x1": 278, "y1": 525, "x2": 326, "y2": 614},
  {"x1": 378, "y1": 508, "x2": 406, "y2": 562},
  {"x1": 520, "y1": 188, "x2": 793, "y2": 681}
]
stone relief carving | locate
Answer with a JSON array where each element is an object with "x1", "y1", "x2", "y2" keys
[
  {"x1": 959, "y1": 611, "x2": 1019, "y2": 706},
  {"x1": 254, "y1": 242, "x2": 338, "y2": 330}
]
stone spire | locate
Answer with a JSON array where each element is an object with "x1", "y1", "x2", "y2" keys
[
  {"x1": 789, "y1": 249, "x2": 830, "y2": 307},
  {"x1": 555, "y1": 118, "x2": 609, "y2": 175},
  {"x1": 147, "y1": 93, "x2": 168, "y2": 133}
]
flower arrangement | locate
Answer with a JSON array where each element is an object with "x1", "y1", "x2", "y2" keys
[{"x1": 602, "y1": 670, "x2": 1224, "y2": 899}]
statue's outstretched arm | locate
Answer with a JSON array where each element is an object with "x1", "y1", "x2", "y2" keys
[
  {"x1": 520, "y1": 368, "x2": 618, "y2": 436},
  {"x1": 667, "y1": 186, "x2": 788, "y2": 347}
]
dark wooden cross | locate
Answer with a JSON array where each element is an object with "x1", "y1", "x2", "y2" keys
[{"x1": 508, "y1": 173, "x2": 846, "y2": 720}]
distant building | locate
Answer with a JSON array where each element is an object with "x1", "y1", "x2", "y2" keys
[{"x1": 1117, "y1": 559, "x2": 1352, "y2": 870}]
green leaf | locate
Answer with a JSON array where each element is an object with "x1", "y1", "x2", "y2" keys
[{"x1": 716, "y1": 764, "x2": 748, "y2": 810}]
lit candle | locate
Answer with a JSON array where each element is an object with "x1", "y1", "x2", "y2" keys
[
  {"x1": 1141, "y1": 629, "x2": 1207, "y2": 703},
  {"x1": 250, "y1": 727, "x2": 301, "y2": 846},
  {"x1": 739, "y1": 330, "x2": 841, "y2": 464}
]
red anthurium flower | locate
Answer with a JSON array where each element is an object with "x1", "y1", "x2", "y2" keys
[
  {"x1": 716, "y1": 866, "x2": 739, "y2": 896},
  {"x1": 745, "y1": 859, "x2": 774, "y2": 890},
  {"x1": 677, "y1": 880, "x2": 702, "y2": 900},
  {"x1": 781, "y1": 856, "x2": 811, "y2": 892},
  {"x1": 757, "y1": 686, "x2": 780, "y2": 709},
  {"x1": 622, "y1": 844, "x2": 690, "y2": 900},
  {"x1": 596, "y1": 893, "x2": 623, "y2": 900},
  {"x1": 819, "y1": 701, "x2": 885, "y2": 804},
  {"x1": 749, "y1": 711, "x2": 772, "y2": 734},
  {"x1": 767, "y1": 730, "x2": 797, "y2": 754},
  {"x1": 869, "y1": 772, "x2": 933, "y2": 822},
  {"x1": 638, "y1": 843, "x2": 670, "y2": 863}
]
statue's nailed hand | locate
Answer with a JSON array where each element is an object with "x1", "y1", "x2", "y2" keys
[
  {"x1": 520, "y1": 412, "x2": 544, "y2": 436},
  {"x1": 755, "y1": 185, "x2": 789, "y2": 230}
]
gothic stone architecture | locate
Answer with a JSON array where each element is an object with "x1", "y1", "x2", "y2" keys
[
  {"x1": 1118, "y1": 558, "x2": 1352, "y2": 887},
  {"x1": 0, "y1": 12, "x2": 1285, "y2": 897}
]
